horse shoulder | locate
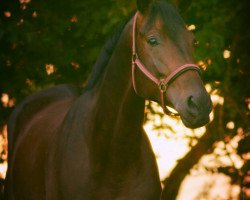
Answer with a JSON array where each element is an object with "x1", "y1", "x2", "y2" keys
[
  {"x1": 7, "y1": 84, "x2": 80, "y2": 155},
  {"x1": 4, "y1": 84, "x2": 81, "y2": 199}
]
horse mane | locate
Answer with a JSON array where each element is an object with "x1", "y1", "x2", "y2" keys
[{"x1": 85, "y1": 14, "x2": 133, "y2": 90}]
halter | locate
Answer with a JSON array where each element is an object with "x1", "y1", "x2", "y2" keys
[{"x1": 131, "y1": 12, "x2": 202, "y2": 116}]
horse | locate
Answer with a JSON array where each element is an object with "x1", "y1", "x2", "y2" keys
[{"x1": 4, "y1": 0, "x2": 212, "y2": 199}]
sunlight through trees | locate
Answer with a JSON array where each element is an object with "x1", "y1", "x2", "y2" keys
[{"x1": 0, "y1": 0, "x2": 249, "y2": 199}]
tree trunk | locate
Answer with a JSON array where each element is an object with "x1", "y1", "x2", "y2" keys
[{"x1": 161, "y1": 105, "x2": 222, "y2": 200}]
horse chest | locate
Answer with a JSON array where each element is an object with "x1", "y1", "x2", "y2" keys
[{"x1": 57, "y1": 131, "x2": 161, "y2": 200}]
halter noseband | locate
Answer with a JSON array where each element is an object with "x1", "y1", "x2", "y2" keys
[{"x1": 131, "y1": 12, "x2": 202, "y2": 116}]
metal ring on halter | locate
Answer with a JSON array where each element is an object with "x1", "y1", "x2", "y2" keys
[{"x1": 158, "y1": 81, "x2": 168, "y2": 92}]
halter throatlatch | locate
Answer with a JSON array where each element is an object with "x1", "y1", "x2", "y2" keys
[{"x1": 131, "y1": 12, "x2": 202, "y2": 116}]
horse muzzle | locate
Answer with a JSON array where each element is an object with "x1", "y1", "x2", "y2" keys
[{"x1": 176, "y1": 92, "x2": 213, "y2": 129}]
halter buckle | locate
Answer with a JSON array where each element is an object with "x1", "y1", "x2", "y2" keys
[
  {"x1": 158, "y1": 81, "x2": 167, "y2": 92},
  {"x1": 132, "y1": 53, "x2": 137, "y2": 63}
]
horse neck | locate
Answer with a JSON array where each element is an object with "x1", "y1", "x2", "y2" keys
[{"x1": 91, "y1": 18, "x2": 145, "y2": 139}]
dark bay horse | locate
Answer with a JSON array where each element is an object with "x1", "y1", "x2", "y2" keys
[{"x1": 5, "y1": 0, "x2": 212, "y2": 199}]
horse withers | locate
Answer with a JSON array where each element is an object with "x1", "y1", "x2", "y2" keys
[{"x1": 5, "y1": 0, "x2": 212, "y2": 199}]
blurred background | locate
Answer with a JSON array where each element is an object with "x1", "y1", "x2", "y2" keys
[{"x1": 0, "y1": 0, "x2": 249, "y2": 199}]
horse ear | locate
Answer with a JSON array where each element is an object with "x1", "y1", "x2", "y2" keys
[
  {"x1": 169, "y1": 0, "x2": 193, "y2": 13},
  {"x1": 137, "y1": 0, "x2": 154, "y2": 14}
]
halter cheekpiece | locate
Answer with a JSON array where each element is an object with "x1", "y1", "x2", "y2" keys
[{"x1": 131, "y1": 12, "x2": 202, "y2": 116}]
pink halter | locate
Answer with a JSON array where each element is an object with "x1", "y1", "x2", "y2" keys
[{"x1": 131, "y1": 12, "x2": 202, "y2": 116}]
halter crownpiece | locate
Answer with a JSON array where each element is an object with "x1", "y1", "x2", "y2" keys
[{"x1": 131, "y1": 12, "x2": 202, "y2": 116}]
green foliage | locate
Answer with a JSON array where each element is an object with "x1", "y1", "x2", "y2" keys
[
  {"x1": 184, "y1": 0, "x2": 250, "y2": 130},
  {"x1": 0, "y1": 0, "x2": 134, "y2": 125}
]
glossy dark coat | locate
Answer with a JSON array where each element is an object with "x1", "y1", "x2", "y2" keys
[{"x1": 4, "y1": 0, "x2": 212, "y2": 199}]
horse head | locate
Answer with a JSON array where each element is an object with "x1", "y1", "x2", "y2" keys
[{"x1": 133, "y1": 0, "x2": 212, "y2": 128}]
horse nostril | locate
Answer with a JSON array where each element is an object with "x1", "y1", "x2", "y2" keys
[
  {"x1": 187, "y1": 95, "x2": 199, "y2": 116},
  {"x1": 188, "y1": 96, "x2": 195, "y2": 107}
]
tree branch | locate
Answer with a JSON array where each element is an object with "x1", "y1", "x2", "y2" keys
[{"x1": 161, "y1": 105, "x2": 222, "y2": 200}]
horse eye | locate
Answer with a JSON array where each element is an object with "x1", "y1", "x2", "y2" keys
[{"x1": 147, "y1": 37, "x2": 159, "y2": 46}]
